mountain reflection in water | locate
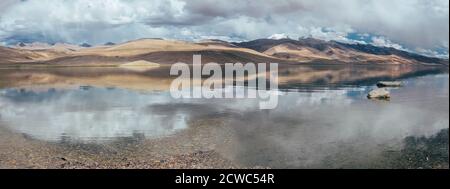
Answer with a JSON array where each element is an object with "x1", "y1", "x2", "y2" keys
[{"x1": 0, "y1": 66, "x2": 448, "y2": 168}]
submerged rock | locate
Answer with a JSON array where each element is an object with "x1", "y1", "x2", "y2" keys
[
  {"x1": 377, "y1": 81, "x2": 403, "y2": 88},
  {"x1": 367, "y1": 88, "x2": 390, "y2": 99}
]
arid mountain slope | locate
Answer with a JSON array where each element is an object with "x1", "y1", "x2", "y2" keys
[
  {"x1": 1, "y1": 38, "x2": 448, "y2": 66},
  {"x1": 233, "y1": 38, "x2": 448, "y2": 65},
  {"x1": 0, "y1": 46, "x2": 63, "y2": 63},
  {"x1": 75, "y1": 38, "x2": 269, "y2": 57},
  {"x1": 2, "y1": 39, "x2": 286, "y2": 65}
]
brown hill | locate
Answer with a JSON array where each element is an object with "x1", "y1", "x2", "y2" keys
[
  {"x1": 1, "y1": 38, "x2": 448, "y2": 66},
  {"x1": 0, "y1": 46, "x2": 53, "y2": 63},
  {"x1": 234, "y1": 38, "x2": 448, "y2": 65},
  {"x1": 19, "y1": 39, "x2": 288, "y2": 66}
]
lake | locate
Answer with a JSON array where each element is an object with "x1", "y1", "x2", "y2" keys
[{"x1": 0, "y1": 65, "x2": 448, "y2": 168}]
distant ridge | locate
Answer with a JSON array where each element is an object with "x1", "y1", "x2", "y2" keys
[
  {"x1": 104, "y1": 42, "x2": 116, "y2": 46},
  {"x1": 1, "y1": 37, "x2": 448, "y2": 66},
  {"x1": 233, "y1": 38, "x2": 448, "y2": 65},
  {"x1": 337, "y1": 42, "x2": 447, "y2": 64},
  {"x1": 79, "y1": 43, "x2": 92, "y2": 48}
]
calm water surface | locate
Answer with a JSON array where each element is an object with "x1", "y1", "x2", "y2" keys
[{"x1": 0, "y1": 66, "x2": 448, "y2": 168}]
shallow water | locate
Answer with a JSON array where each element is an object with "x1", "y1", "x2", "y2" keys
[{"x1": 0, "y1": 65, "x2": 448, "y2": 168}]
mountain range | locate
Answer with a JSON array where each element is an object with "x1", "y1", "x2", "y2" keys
[{"x1": 0, "y1": 38, "x2": 448, "y2": 66}]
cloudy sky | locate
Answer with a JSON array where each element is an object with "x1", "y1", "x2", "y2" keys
[{"x1": 0, "y1": 0, "x2": 448, "y2": 57}]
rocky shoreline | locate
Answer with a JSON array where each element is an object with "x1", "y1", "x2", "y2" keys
[{"x1": 0, "y1": 119, "x2": 244, "y2": 169}]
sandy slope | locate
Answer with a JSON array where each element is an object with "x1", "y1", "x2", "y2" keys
[
  {"x1": 0, "y1": 46, "x2": 61, "y2": 63},
  {"x1": 0, "y1": 38, "x2": 446, "y2": 66},
  {"x1": 1, "y1": 39, "x2": 286, "y2": 65},
  {"x1": 263, "y1": 43, "x2": 417, "y2": 64},
  {"x1": 75, "y1": 38, "x2": 272, "y2": 58}
]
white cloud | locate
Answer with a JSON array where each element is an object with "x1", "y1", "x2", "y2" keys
[
  {"x1": 0, "y1": 0, "x2": 185, "y2": 44},
  {"x1": 371, "y1": 36, "x2": 405, "y2": 50},
  {"x1": 0, "y1": 0, "x2": 447, "y2": 56},
  {"x1": 268, "y1": 33, "x2": 289, "y2": 40},
  {"x1": 415, "y1": 48, "x2": 449, "y2": 59}
]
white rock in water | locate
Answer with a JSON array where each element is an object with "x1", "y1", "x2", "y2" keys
[
  {"x1": 377, "y1": 81, "x2": 402, "y2": 87},
  {"x1": 367, "y1": 88, "x2": 390, "y2": 99}
]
